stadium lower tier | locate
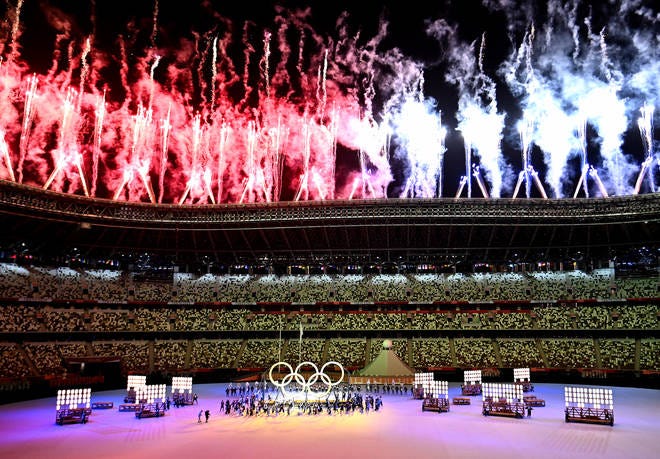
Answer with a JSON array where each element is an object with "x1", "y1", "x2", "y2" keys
[
  {"x1": 1, "y1": 301, "x2": 658, "y2": 333},
  {"x1": 1, "y1": 336, "x2": 658, "y2": 380},
  {"x1": 1, "y1": 297, "x2": 657, "y2": 400}
]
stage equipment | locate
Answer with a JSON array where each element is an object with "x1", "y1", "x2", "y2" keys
[
  {"x1": 452, "y1": 397, "x2": 471, "y2": 405},
  {"x1": 268, "y1": 361, "x2": 344, "y2": 402},
  {"x1": 633, "y1": 103, "x2": 655, "y2": 195},
  {"x1": 171, "y1": 376, "x2": 194, "y2": 405},
  {"x1": 421, "y1": 380, "x2": 449, "y2": 413},
  {"x1": 482, "y1": 383, "x2": 525, "y2": 418},
  {"x1": 514, "y1": 368, "x2": 534, "y2": 392},
  {"x1": 135, "y1": 384, "x2": 167, "y2": 419},
  {"x1": 455, "y1": 166, "x2": 491, "y2": 199},
  {"x1": 414, "y1": 372, "x2": 434, "y2": 399},
  {"x1": 523, "y1": 395, "x2": 545, "y2": 407},
  {"x1": 55, "y1": 388, "x2": 92, "y2": 425},
  {"x1": 91, "y1": 401, "x2": 113, "y2": 409},
  {"x1": 512, "y1": 166, "x2": 548, "y2": 199},
  {"x1": 125, "y1": 375, "x2": 147, "y2": 403},
  {"x1": 119, "y1": 403, "x2": 141, "y2": 412},
  {"x1": 564, "y1": 386, "x2": 614, "y2": 426},
  {"x1": 461, "y1": 370, "x2": 482, "y2": 395}
]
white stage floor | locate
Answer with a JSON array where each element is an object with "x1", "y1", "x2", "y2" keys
[{"x1": 0, "y1": 382, "x2": 657, "y2": 459}]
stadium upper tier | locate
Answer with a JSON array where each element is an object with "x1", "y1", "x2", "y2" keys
[
  {"x1": 0, "y1": 180, "x2": 659, "y2": 267},
  {"x1": 0, "y1": 263, "x2": 658, "y2": 304}
]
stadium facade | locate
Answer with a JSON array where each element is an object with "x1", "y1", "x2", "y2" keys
[{"x1": 0, "y1": 182, "x2": 658, "y2": 402}]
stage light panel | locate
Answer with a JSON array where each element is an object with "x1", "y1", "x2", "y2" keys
[
  {"x1": 438, "y1": 381, "x2": 448, "y2": 399},
  {"x1": 564, "y1": 386, "x2": 614, "y2": 410},
  {"x1": 137, "y1": 384, "x2": 166, "y2": 403},
  {"x1": 417, "y1": 372, "x2": 445, "y2": 398},
  {"x1": 513, "y1": 368, "x2": 531, "y2": 382},
  {"x1": 421, "y1": 380, "x2": 449, "y2": 399},
  {"x1": 464, "y1": 370, "x2": 482, "y2": 385},
  {"x1": 415, "y1": 372, "x2": 434, "y2": 386},
  {"x1": 482, "y1": 383, "x2": 523, "y2": 403},
  {"x1": 56, "y1": 388, "x2": 91, "y2": 411},
  {"x1": 422, "y1": 382, "x2": 432, "y2": 397},
  {"x1": 127, "y1": 375, "x2": 147, "y2": 391},
  {"x1": 171, "y1": 376, "x2": 193, "y2": 394}
]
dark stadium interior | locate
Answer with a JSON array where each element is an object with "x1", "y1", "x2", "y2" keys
[{"x1": 1, "y1": 181, "x2": 658, "y2": 273}]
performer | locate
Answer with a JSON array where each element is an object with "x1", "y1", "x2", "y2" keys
[
  {"x1": 205, "y1": 409, "x2": 210, "y2": 423},
  {"x1": 198, "y1": 409, "x2": 203, "y2": 423}
]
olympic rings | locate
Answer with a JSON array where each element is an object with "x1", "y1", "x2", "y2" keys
[{"x1": 268, "y1": 361, "x2": 345, "y2": 399}]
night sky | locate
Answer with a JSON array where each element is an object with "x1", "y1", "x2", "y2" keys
[{"x1": 2, "y1": 1, "x2": 658, "y2": 200}]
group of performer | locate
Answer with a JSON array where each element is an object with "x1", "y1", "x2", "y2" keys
[
  {"x1": 218, "y1": 392, "x2": 383, "y2": 417},
  {"x1": 224, "y1": 381, "x2": 413, "y2": 398},
  {"x1": 129, "y1": 381, "x2": 414, "y2": 421},
  {"x1": 363, "y1": 383, "x2": 412, "y2": 395}
]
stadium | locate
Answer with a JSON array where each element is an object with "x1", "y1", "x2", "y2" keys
[
  {"x1": 1, "y1": 179, "x2": 658, "y2": 459},
  {"x1": 0, "y1": 1, "x2": 659, "y2": 458}
]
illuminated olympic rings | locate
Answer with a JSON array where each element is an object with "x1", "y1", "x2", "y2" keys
[{"x1": 269, "y1": 361, "x2": 345, "y2": 398}]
